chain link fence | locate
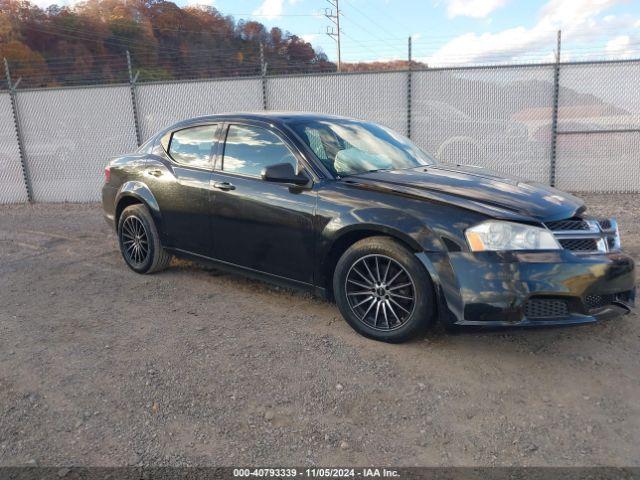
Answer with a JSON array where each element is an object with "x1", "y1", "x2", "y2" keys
[
  {"x1": 268, "y1": 71, "x2": 408, "y2": 136},
  {"x1": 1, "y1": 59, "x2": 638, "y2": 203},
  {"x1": 555, "y1": 61, "x2": 640, "y2": 192},
  {"x1": 137, "y1": 78, "x2": 264, "y2": 141},
  {"x1": 412, "y1": 65, "x2": 555, "y2": 184},
  {"x1": 0, "y1": 92, "x2": 28, "y2": 203},
  {"x1": 16, "y1": 85, "x2": 138, "y2": 202}
]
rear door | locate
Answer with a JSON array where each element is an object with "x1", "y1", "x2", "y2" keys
[
  {"x1": 209, "y1": 122, "x2": 317, "y2": 284},
  {"x1": 145, "y1": 123, "x2": 220, "y2": 256}
]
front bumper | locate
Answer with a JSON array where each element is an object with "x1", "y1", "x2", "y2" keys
[{"x1": 419, "y1": 250, "x2": 636, "y2": 327}]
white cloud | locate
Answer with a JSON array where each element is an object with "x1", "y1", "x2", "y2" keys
[
  {"x1": 31, "y1": 0, "x2": 82, "y2": 8},
  {"x1": 185, "y1": 0, "x2": 216, "y2": 8},
  {"x1": 253, "y1": 0, "x2": 284, "y2": 19},
  {"x1": 301, "y1": 34, "x2": 318, "y2": 43},
  {"x1": 425, "y1": 0, "x2": 625, "y2": 65},
  {"x1": 606, "y1": 35, "x2": 634, "y2": 58},
  {"x1": 446, "y1": 0, "x2": 508, "y2": 18}
]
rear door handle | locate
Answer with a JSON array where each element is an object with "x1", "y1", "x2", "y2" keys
[
  {"x1": 147, "y1": 169, "x2": 163, "y2": 177},
  {"x1": 213, "y1": 181, "x2": 236, "y2": 191}
]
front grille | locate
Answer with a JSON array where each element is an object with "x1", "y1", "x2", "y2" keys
[
  {"x1": 544, "y1": 217, "x2": 619, "y2": 254},
  {"x1": 559, "y1": 238, "x2": 599, "y2": 252},
  {"x1": 524, "y1": 298, "x2": 569, "y2": 319},
  {"x1": 545, "y1": 218, "x2": 590, "y2": 231}
]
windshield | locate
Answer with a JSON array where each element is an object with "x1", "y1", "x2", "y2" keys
[{"x1": 288, "y1": 119, "x2": 436, "y2": 177}]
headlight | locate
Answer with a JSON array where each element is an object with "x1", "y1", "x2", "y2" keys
[{"x1": 465, "y1": 220, "x2": 560, "y2": 252}]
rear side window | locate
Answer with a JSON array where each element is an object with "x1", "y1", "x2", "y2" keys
[
  {"x1": 168, "y1": 124, "x2": 217, "y2": 167},
  {"x1": 222, "y1": 124, "x2": 297, "y2": 177}
]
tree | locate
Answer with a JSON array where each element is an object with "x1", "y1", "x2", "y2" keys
[{"x1": 1, "y1": 0, "x2": 344, "y2": 87}]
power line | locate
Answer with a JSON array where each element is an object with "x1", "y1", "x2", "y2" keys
[
  {"x1": 342, "y1": 0, "x2": 404, "y2": 41},
  {"x1": 340, "y1": 10, "x2": 390, "y2": 45}
]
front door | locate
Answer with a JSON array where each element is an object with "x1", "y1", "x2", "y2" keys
[{"x1": 209, "y1": 123, "x2": 316, "y2": 284}]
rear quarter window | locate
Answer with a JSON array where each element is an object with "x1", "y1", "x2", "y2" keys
[{"x1": 167, "y1": 124, "x2": 217, "y2": 168}]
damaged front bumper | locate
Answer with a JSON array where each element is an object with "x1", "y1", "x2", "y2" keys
[{"x1": 418, "y1": 249, "x2": 636, "y2": 328}]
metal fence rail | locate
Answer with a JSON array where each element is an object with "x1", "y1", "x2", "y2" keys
[{"x1": 1, "y1": 58, "x2": 639, "y2": 204}]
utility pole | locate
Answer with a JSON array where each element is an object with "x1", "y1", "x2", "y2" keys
[{"x1": 325, "y1": 0, "x2": 341, "y2": 71}]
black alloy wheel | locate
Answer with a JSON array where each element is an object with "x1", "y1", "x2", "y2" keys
[
  {"x1": 120, "y1": 215, "x2": 150, "y2": 267},
  {"x1": 333, "y1": 236, "x2": 435, "y2": 343},
  {"x1": 345, "y1": 254, "x2": 416, "y2": 331},
  {"x1": 118, "y1": 204, "x2": 172, "y2": 274}
]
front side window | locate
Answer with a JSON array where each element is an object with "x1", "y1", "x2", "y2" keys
[
  {"x1": 288, "y1": 119, "x2": 436, "y2": 177},
  {"x1": 222, "y1": 124, "x2": 297, "y2": 177},
  {"x1": 168, "y1": 124, "x2": 217, "y2": 167}
]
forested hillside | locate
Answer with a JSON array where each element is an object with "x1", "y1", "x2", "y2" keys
[{"x1": 0, "y1": 0, "x2": 339, "y2": 87}]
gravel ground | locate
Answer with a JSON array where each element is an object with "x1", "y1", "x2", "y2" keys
[{"x1": 0, "y1": 193, "x2": 638, "y2": 467}]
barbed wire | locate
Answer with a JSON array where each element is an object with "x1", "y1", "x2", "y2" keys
[{"x1": 5, "y1": 14, "x2": 640, "y2": 90}]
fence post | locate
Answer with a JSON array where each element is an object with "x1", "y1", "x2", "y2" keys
[
  {"x1": 549, "y1": 30, "x2": 561, "y2": 187},
  {"x1": 127, "y1": 51, "x2": 142, "y2": 147},
  {"x1": 406, "y1": 36, "x2": 412, "y2": 139},
  {"x1": 260, "y1": 43, "x2": 268, "y2": 111},
  {"x1": 4, "y1": 58, "x2": 33, "y2": 203}
]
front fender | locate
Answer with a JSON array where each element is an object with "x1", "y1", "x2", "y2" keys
[
  {"x1": 315, "y1": 206, "x2": 449, "y2": 294},
  {"x1": 322, "y1": 207, "x2": 445, "y2": 254}
]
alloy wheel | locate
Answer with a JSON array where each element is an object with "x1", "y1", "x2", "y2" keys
[
  {"x1": 345, "y1": 254, "x2": 416, "y2": 331},
  {"x1": 120, "y1": 215, "x2": 150, "y2": 266}
]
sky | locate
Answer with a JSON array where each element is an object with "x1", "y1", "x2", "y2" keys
[{"x1": 33, "y1": 0, "x2": 640, "y2": 65}]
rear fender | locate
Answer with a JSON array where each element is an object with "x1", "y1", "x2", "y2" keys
[{"x1": 115, "y1": 181, "x2": 162, "y2": 229}]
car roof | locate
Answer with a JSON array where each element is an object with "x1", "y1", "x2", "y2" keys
[{"x1": 170, "y1": 112, "x2": 361, "y2": 130}]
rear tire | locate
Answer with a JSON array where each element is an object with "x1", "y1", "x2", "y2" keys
[
  {"x1": 333, "y1": 236, "x2": 435, "y2": 343},
  {"x1": 118, "y1": 204, "x2": 171, "y2": 274}
]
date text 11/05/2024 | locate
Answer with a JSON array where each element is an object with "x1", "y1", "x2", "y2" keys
[{"x1": 233, "y1": 468, "x2": 400, "y2": 477}]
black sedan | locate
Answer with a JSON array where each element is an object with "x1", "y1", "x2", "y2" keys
[{"x1": 102, "y1": 113, "x2": 636, "y2": 342}]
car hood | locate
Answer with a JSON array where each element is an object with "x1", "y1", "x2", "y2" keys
[{"x1": 347, "y1": 163, "x2": 585, "y2": 222}]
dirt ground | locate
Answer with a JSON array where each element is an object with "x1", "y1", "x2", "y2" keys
[{"x1": 0, "y1": 193, "x2": 638, "y2": 467}]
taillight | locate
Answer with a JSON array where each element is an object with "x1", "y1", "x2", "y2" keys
[{"x1": 104, "y1": 166, "x2": 111, "y2": 183}]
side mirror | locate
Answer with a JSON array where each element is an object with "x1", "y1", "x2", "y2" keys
[{"x1": 261, "y1": 163, "x2": 309, "y2": 186}]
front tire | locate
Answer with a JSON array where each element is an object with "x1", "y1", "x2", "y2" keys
[
  {"x1": 333, "y1": 236, "x2": 435, "y2": 343},
  {"x1": 118, "y1": 204, "x2": 171, "y2": 274}
]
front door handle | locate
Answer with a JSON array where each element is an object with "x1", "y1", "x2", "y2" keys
[
  {"x1": 213, "y1": 181, "x2": 236, "y2": 191},
  {"x1": 147, "y1": 169, "x2": 163, "y2": 177}
]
